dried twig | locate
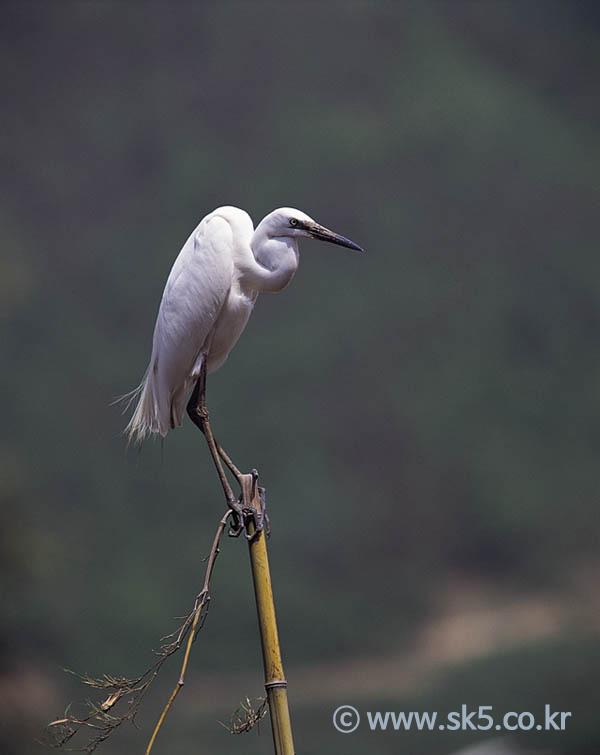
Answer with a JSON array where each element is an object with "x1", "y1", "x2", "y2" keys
[
  {"x1": 219, "y1": 696, "x2": 269, "y2": 735},
  {"x1": 47, "y1": 509, "x2": 233, "y2": 753},
  {"x1": 145, "y1": 509, "x2": 230, "y2": 754}
]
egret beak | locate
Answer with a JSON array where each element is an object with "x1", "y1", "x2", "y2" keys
[{"x1": 308, "y1": 222, "x2": 364, "y2": 252}]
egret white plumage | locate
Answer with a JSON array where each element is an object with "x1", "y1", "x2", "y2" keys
[{"x1": 124, "y1": 206, "x2": 362, "y2": 532}]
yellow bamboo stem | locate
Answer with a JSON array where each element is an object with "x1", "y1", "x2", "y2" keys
[{"x1": 242, "y1": 474, "x2": 295, "y2": 755}]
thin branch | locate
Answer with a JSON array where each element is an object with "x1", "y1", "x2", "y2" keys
[
  {"x1": 47, "y1": 509, "x2": 232, "y2": 753},
  {"x1": 145, "y1": 509, "x2": 231, "y2": 754}
]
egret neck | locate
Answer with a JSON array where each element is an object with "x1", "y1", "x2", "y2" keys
[{"x1": 243, "y1": 227, "x2": 300, "y2": 294}]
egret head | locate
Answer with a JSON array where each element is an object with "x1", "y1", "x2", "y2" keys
[{"x1": 262, "y1": 207, "x2": 363, "y2": 252}]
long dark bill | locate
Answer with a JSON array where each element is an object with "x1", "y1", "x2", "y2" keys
[{"x1": 309, "y1": 223, "x2": 364, "y2": 252}]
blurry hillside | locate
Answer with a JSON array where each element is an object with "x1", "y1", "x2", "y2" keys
[{"x1": 1, "y1": 3, "x2": 599, "y2": 754}]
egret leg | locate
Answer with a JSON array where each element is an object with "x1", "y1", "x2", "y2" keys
[
  {"x1": 216, "y1": 442, "x2": 243, "y2": 479},
  {"x1": 186, "y1": 362, "x2": 253, "y2": 536},
  {"x1": 187, "y1": 362, "x2": 243, "y2": 479}
]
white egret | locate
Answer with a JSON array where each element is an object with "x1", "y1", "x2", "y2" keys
[{"x1": 124, "y1": 205, "x2": 363, "y2": 532}]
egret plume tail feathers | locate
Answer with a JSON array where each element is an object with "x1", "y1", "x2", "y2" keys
[{"x1": 120, "y1": 366, "x2": 169, "y2": 445}]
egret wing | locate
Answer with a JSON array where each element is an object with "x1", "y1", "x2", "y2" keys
[{"x1": 126, "y1": 215, "x2": 234, "y2": 441}]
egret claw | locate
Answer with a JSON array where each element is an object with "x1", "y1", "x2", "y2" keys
[
  {"x1": 228, "y1": 518, "x2": 244, "y2": 538},
  {"x1": 227, "y1": 499, "x2": 246, "y2": 537},
  {"x1": 260, "y1": 487, "x2": 271, "y2": 539},
  {"x1": 244, "y1": 485, "x2": 269, "y2": 542}
]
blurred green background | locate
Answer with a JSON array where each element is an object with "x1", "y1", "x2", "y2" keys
[{"x1": 2, "y1": 2, "x2": 600, "y2": 754}]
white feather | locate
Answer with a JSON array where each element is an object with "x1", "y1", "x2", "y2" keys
[
  {"x1": 123, "y1": 205, "x2": 362, "y2": 444},
  {"x1": 125, "y1": 209, "x2": 245, "y2": 443}
]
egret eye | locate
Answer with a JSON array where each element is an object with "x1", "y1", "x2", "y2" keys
[{"x1": 289, "y1": 218, "x2": 298, "y2": 227}]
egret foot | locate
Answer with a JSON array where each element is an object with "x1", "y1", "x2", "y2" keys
[
  {"x1": 252, "y1": 485, "x2": 270, "y2": 541},
  {"x1": 226, "y1": 495, "x2": 263, "y2": 539},
  {"x1": 228, "y1": 502, "x2": 260, "y2": 538},
  {"x1": 226, "y1": 498, "x2": 247, "y2": 538},
  {"x1": 243, "y1": 471, "x2": 269, "y2": 542},
  {"x1": 229, "y1": 470, "x2": 268, "y2": 542}
]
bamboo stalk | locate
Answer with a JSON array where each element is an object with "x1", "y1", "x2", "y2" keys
[{"x1": 241, "y1": 474, "x2": 295, "y2": 755}]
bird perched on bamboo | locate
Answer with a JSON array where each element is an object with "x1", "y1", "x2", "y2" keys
[{"x1": 124, "y1": 206, "x2": 363, "y2": 533}]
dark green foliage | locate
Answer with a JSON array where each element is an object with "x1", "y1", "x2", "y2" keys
[{"x1": 1, "y1": 2, "x2": 599, "y2": 753}]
